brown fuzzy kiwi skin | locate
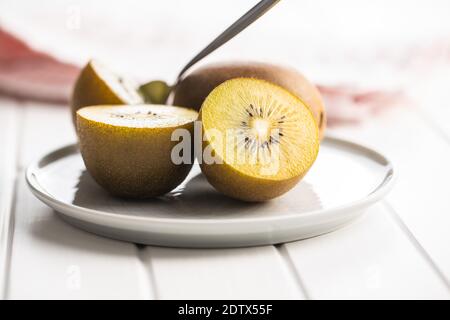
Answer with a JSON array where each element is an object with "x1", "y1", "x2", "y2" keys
[
  {"x1": 76, "y1": 112, "x2": 195, "y2": 199},
  {"x1": 70, "y1": 62, "x2": 128, "y2": 126},
  {"x1": 200, "y1": 156, "x2": 303, "y2": 202},
  {"x1": 173, "y1": 61, "x2": 326, "y2": 139}
]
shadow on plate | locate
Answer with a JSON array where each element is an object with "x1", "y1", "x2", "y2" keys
[{"x1": 72, "y1": 169, "x2": 322, "y2": 219}]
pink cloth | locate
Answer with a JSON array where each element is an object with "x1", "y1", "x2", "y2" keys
[
  {"x1": 0, "y1": 28, "x2": 79, "y2": 102},
  {"x1": 0, "y1": 28, "x2": 402, "y2": 125}
]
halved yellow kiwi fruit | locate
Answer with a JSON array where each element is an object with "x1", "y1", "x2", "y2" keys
[
  {"x1": 76, "y1": 105, "x2": 198, "y2": 198},
  {"x1": 173, "y1": 61, "x2": 327, "y2": 139},
  {"x1": 71, "y1": 60, "x2": 143, "y2": 125},
  {"x1": 200, "y1": 78, "x2": 319, "y2": 202}
]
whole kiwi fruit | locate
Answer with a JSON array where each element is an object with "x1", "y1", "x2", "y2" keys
[{"x1": 173, "y1": 61, "x2": 326, "y2": 139}]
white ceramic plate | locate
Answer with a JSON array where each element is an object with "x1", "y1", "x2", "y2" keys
[{"x1": 26, "y1": 136, "x2": 395, "y2": 248}]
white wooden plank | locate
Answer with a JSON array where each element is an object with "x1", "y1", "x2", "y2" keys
[
  {"x1": 7, "y1": 102, "x2": 153, "y2": 299},
  {"x1": 408, "y1": 66, "x2": 450, "y2": 140},
  {"x1": 0, "y1": 98, "x2": 20, "y2": 298},
  {"x1": 19, "y1": 102, "x2": 77, "y2": 169},
  {"x1": 8, "y1": 178, "x2": 153, "y2": 299},
  {"x1": 139, "y1": 246, "x2": 304, "y2": 300},
  {"x1": 328, "y1": 105, "x2": 450, "y2": 283},
  {"x1": 283, "y1": 204, "x2": 449, "y2": 299}
]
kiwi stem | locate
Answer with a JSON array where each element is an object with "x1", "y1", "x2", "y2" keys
[{"x1": 138, "y1": 80, "x2": 173, "y2": 105}]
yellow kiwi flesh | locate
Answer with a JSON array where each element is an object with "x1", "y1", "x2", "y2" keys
[
  {"x1": 77, "y1": 105, "x2": 198, "y2": 198},
  {"x1": 200, "y1": 78, "x2": 319, "y2": 202},
  {"x1": 174, "y1": 61, "x2": 326, "y2": 139},
  {"x1": 71, "y1": 60, "x2": 143, "y2": 125}
]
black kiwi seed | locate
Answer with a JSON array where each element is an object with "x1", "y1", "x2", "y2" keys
[
  {"x1": 270, "y1": 136, "x2": 280, "y2": 144},
  {"x1": 239, "y1": 102, "x2": 288, "y2": 151}
]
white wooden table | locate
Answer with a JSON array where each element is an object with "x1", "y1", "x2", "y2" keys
[{"x1": 0, "y1": 94, "x2": 449, "y2": 300}]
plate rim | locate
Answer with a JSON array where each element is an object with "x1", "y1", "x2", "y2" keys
[{"x1": 25, "y1": 135, "x2": 396, "y2": 226}]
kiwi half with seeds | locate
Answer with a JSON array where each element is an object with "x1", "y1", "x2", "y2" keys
[
  {"x1": 200, "y1": 78, "x2": 319, "y2": 202},
  {"x1": 76, "y1": 105, "x2": 198, "y2": 198}
]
